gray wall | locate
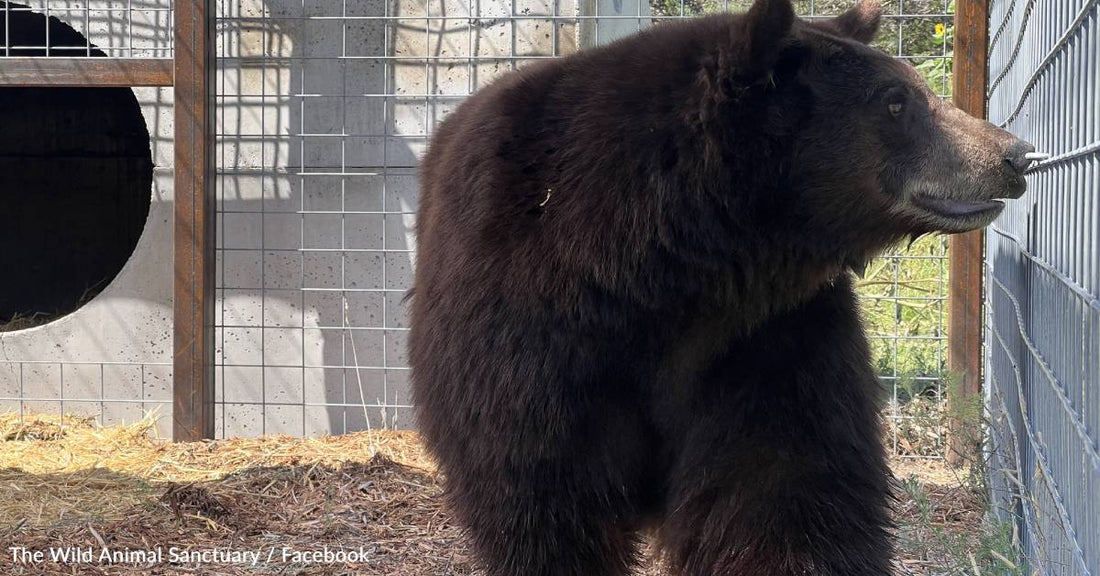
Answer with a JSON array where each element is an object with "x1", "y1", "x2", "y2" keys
[{"x1": 0, "y1": 0, "x2": 645, "y2": 439}]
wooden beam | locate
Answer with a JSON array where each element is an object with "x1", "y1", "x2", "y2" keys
[
  {"x1": 0, "y1": 58, "x2": 173, "y2": 87},
  {"x1": 173, "y1": 0, "x2": 216, "y2": 441},
  {"x1": 948, "y1": 0, "x2": 989, "y2": 465}
]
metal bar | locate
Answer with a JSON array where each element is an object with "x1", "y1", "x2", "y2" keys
[
  {"x1": 0, "y1": 57, "x2": 173, "y2": 86},
  {"x1": 1025, "y1": 141, "x2": 1100, "y2": 172},
  {"x1": 989, "y1": 328, "x2": 1093, "y2": 573},
  {"x1": 996, "y1": 0, "x2": 1099, "y2": 128},
  {"x1": 985, "y1": 0, "x2": 1036, "y2": 95},
  {"x1": 990, "y1": 226, "x2": 1100, "y2": 310},
  {"x1": 173, "y1": 0, "x2": 216, "y2": 441},
  {"x1": 947, "y1": 0, "x2": 989, "y2": 466},
  {"x1": 991, "y1": 275, "x2": 1100, "y2": 467},
  {"x1": 987, "y1": 0, "x2": 1018, "y2": 52}
]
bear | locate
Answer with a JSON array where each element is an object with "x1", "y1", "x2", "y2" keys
[{"x1": 408, "y1": 0, "x2": 1033, "y2": 574}]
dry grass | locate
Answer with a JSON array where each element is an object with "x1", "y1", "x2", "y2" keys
[
  {"x1": 892, "y1": 462, "x2": 987, "y2": 576},
  {"x1": 0, "y1": 412, "x2": 984, "y2": 575}
]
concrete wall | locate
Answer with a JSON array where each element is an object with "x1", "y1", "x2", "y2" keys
[{"x1": 212, "y1": 0, "x2": 580, "y2": 437}]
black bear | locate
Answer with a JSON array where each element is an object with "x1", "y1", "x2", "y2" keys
[{"x1": 409, "y1": 0, "x2": 1033, "y2": 574}]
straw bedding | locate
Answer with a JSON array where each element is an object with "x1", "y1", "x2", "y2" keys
[{"x1": 0, "y1": 413, "x2": 978, "y2": 575}]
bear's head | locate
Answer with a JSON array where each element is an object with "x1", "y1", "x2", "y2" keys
[{"x1": 717, "y1": 0, "x2": 1033, "y2": 242}]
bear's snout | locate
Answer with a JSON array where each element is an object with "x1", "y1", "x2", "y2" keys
[
  {"x1": 896, "y1": 104, "x2": 1036, "y2": 234},
  {"x1": 995, "y1": 139, "x2": 1036, "y2": 201},
  {"x1": 1003, "y1": 140, "x2": 1037, "y2": 176}
]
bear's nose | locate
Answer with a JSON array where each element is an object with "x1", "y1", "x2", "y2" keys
[{"x1": 1004, "y1": 140, "x2": 1037, "y2": 174}]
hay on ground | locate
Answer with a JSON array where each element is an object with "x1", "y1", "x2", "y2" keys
[{"x1": 0, "y1": 412, "x2": 983, "y2": 576}]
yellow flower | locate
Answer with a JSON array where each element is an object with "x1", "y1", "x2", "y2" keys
[{"x1": 934, "y1": 23, "x2": 946, "y2": 36}]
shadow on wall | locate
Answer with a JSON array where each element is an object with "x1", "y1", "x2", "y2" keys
[
  {"x1": 0, "y1": 0, "x2": 579, "y2": 437},
  {"x1": 211, "y1": 0, "x2": 598, "y2": 437},
  {"x1": 215, "y1": 0, "x2": 425, "y2": 437}
]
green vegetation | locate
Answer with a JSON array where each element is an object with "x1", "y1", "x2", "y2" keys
[
  {"x1": 893, "y1": 390, "x2": 1031, "y2": 575},
  {"x1": 861, "y1": 235, "x2": 949, "y2": 403},
  {"x1": 914, "y1": 4, "x2": 955, "y2": 98},
  {"x1": 898, "y1": 471, "x2": 1029, "y2": 576}
]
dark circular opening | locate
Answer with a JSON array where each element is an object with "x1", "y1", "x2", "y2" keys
[{"x1": 0, "y1": 3, "x2": 153, "y2": 331}]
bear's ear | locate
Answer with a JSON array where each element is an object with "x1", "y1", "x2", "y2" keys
[
  {"x1": 736, "y1": 0, "x2": 796, "y2": 77},
  {"x1": 828, "y1": 1, "x2": 882, "y2": 44}
]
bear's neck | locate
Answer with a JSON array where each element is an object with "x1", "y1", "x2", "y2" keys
[{"x1": 681, "y1": 217, "x2": 895, "y2": 331}]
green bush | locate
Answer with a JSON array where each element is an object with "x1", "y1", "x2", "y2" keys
[{"x1": 861, "y1": 235, "x2": 950, "y2": 402}]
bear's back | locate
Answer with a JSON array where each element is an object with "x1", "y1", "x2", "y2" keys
[{"x1": 414, "y1": 15, "x2": 736, "y2": 303}]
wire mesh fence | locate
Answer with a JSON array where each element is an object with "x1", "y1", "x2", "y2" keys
[
  {"x1": 985, "y1": 0, "x2": 1099, "y2": 573},
  {"x1": 0, "y1": 0, "x2": 172, "y2": 58},
  {"x1": 212, "y1": 0, "x2": 955, "y2": 446}
]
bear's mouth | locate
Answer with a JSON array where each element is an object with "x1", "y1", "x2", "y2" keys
[{"x1": 910, "y1": 193, "x2": 1006, "y2": 221}]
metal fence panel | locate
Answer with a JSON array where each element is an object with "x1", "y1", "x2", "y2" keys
[{"x1": 986, "y1": 0, "x2": 1099, "y2": 573}]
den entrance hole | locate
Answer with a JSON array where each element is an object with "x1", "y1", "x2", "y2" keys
[{"x1": 0, "y1": 3, "x2": 153, "y2": 331}]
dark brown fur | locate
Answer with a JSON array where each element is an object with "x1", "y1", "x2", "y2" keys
[{"x1": 408, "y1": 1, "x2": 1030, "y2": 574}]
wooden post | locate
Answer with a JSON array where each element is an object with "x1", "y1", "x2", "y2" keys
[
  {"x1": 947, "y1": 0, "x2": 989, "y2": 465},
  {"x1": 173, "y1": 0, "x2": 216, "y2": 441}
]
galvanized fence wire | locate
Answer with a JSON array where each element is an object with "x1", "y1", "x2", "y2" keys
[
  {"x1": 986, "y1": 0, "x2": 1099, "y2": 573},
  {"x1": 0, "y1": 360, "x2": 174, "y2": 428},
  {"x1": 210, "y1": 0, "x2": 952, "y2": 443},
  {"x1": 0, "y1": 0, "x2": 172, "y2": 58}
]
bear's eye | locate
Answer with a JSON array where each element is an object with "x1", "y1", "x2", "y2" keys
[{"x1": 883, "y1": 86, "x2": 909, "y2": 118}]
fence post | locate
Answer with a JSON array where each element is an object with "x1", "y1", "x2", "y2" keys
[
  {"x1": 173, "y1": 0, "x2": 216, "y2": 441},
  {"x1": 947, "y1": 0, "x2": 989, "y2": 465}
]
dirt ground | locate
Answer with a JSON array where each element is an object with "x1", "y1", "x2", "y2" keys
[{"x1": 0, "y1": 414, "x2": 984, "y2": 575}]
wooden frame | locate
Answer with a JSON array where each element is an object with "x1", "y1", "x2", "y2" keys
[
  {"x1": 0, "y1": 1, "x2": 215, "y2": 441},
  {"x1": 947, "y1": 0, "x2": 989, "y2": 464},
  {"x1": 0, "y1": 58, "x2": 172, "y2": 86}
]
